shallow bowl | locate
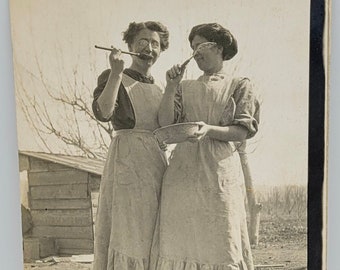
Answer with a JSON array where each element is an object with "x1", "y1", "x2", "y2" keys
[{"x1": 153, "y1": 122, "x2": 199, "y2": 144}]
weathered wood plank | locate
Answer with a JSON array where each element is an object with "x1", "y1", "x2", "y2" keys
[
  {"x1": 28, "y1": 170, "x2": 88, "y2": 186},
  {"x1": 20, "y1": 152, "x2": 104, "y2": 175},
  {"x1": 23, "y1": 237, "x2": 56, "y2": 261},
  {"x1": 30, "y1": 184, "x2": 88, "y2": 200},
  {"x1": 29, "y1": 157, "x2": 50, "y2": 171},
  {"x1": 55, "y1": 239, "x2": 94, "y2": 250},
  {"x1": 30, "y1": 199, "x2": 91, "y2": 210},
  {"x1": 23, "y1": 238, "x2": 40, "y2": 261},
  {"x1": 88, "y1": 174, "x2": 101, "y2": 192},
  {"x1": 31, "y1": 209, "x2": 92, "y2": 226},
  {"x1": 48, "y1": 162, "x2": 73, "y2": 171},
  {"x1": 38, "y1": 238, "x2": 56, "y2": 258},
  {"x1": 29, "y1": 157, "x2": 71, "y2": 171},
  {"x1": 32, "y1": 226, "x2": 93, "y2": 239},
  {"x1": 59, "y1": 248, "x2": 93, "y2": 255},
  {"x1": 19, "y1": 155, "x2": 30, "y2": 172}
]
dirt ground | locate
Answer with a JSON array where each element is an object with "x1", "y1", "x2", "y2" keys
[
  {"x1": 253, "y1": 217, "x2": 307, "y2": 269},
  {"x1": 24, "y1": 217, "x2": 307, "y2": 270}
]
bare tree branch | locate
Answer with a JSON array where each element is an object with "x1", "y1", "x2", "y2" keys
[{"x1": 15, "y1": 47, "x2": 112, "y2": 159}]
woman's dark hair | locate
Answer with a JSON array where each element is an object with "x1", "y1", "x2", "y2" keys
[
  {"x1": 123, "y1": 21, "x2": 169, "y2": 51},
  {"x1": 188, "y1": 23, "x2": 238, "y2": 60}
]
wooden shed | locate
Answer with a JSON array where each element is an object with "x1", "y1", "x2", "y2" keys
[{"x1": 19, "y1": 151, "x2": 104, "y2": 259}]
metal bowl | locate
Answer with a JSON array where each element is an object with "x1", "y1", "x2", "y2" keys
[{"x1": 153, "y1": 122, "x2": 199, "y2": 144}]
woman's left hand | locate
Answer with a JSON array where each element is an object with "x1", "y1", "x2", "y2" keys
[{"x1": 187, "y1": 121, "x2": 211, "y2": 142}]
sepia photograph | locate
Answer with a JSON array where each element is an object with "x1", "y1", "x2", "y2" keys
[{"x1": 7, "y1": 0, "x2": 327, "y2": 269}]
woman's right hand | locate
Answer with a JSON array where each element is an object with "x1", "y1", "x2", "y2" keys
[
  {"x1": 109, "y1": 47, "x2": 124, "y2": 75},
  {"x1": 166, "y1": 64, "x2": 185, "y2": 86}
]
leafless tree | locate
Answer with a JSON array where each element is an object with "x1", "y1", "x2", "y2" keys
[{"x1": 14, "y1": 45, "x2": 112, "y2": 159}]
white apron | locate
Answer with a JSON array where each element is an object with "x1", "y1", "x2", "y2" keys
[
  {"x1": 151, "y1": 74, "x2": 254, "y2": 270},
  {"x1": 93, "y1": 74, "x2": 167, "y2": 270}
]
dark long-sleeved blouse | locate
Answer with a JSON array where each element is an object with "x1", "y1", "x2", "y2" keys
[{"x1": 92, "y1": 68, "x2": 155, "y2": 130}]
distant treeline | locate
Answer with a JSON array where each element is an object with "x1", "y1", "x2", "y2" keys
[{"x1": 252, "y1": 185, "x2": 307, "y2": 219}]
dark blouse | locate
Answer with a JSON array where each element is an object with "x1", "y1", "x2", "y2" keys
[{"x1": 92, "y1": 68, "x2": 155, "y2": 130}]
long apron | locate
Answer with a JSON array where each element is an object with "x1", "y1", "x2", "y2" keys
[
  {"x1": 151, "y1": 75, "x2": 254, "y2": 270},
  {"x1": 93, "y1": 74, "x2": 167, "y2": 270}
]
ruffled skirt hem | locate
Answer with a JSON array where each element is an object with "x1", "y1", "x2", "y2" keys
[
  {"x1": 93, "y1": 248, "x2": 149, "y2": 270},
  {"x1": 150, "y1": 255, "x2": 249, "y2": 270}
]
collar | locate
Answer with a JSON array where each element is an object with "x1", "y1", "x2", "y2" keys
[
  {"x1": 124, "y1": 68, "x2": 154, "y2": 84},
  {"x1": 199, "y1": 67, "x2": 228, "y2": 82}
]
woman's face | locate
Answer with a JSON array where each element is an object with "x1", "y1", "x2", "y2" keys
[
  {"x1": 129, "y1": 28, "x2": 161, "y2": 67},
  {"x1": 191, "y1": 35, "x2": 223, "y2": 73}
]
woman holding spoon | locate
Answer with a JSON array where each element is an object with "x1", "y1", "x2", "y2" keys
[
  {"x1": 151, "y1": 23, "x2": 260, "y2": 270},
  {"x1": 92, "y1": 21, "x2": 169, "y2": 270}
]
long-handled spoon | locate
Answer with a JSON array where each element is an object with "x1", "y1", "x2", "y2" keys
[
  {"x1": 94, "y1": 45, "x2": 153, "y2": 60},
  {"x1": 180, "y1": 42, "x2": 217, "y2": 70}
]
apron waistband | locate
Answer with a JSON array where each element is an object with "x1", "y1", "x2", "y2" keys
[{"x1": 113, "y1": 129, "x2": 154, "y2": 135}]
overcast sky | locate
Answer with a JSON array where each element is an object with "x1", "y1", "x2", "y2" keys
[{"x1": 9, "y1": 0, "x2": 310, "y2": 186}]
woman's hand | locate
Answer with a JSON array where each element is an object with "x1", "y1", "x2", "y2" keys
[
  {"x1": 188, "y1": 121, "x2": 211, "y2": 142},
  {"x1": 166, "y1": 64, "x2": 185, "y2": 87},
  {"x1": 189, "y1": 124, "x2": 248, "y2": 143},
  {"x1": 109, "y1": 47, "x2": 124, "y2": 75}
]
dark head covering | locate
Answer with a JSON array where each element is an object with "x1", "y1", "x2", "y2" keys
[{"x1": 188, "y1": 23, "x2": 237, "y2": 60}]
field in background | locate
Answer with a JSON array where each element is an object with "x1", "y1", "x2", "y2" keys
[
  {"x1": 256, "y1": 185, "x2": 307, "y2": 220},
  {"x1": 252, "y1": 185, "x2": 307, "y2": 269}
]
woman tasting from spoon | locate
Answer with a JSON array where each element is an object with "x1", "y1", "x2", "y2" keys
[{"x1": 92, "y1": 21, "x2": 169, "y2": 270}]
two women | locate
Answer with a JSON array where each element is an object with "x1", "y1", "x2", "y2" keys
[{"x1": 93, "y1": 22, "x2": 259, "y2": 270}]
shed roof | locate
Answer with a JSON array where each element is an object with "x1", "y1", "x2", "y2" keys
[{"x1": 19, "y1": 151, "x2": 104, "y2": 176}]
